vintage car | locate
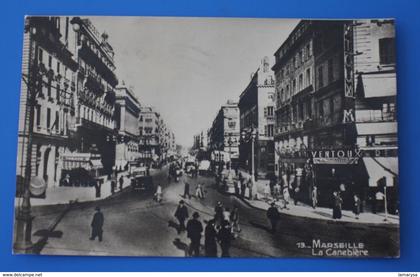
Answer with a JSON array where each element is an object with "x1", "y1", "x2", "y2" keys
[{"x1": 131, "y1": 166, "x2": 154, "y2": 191}]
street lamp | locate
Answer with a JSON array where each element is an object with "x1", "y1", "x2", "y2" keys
[
  {"x1": 14, "y1": 24, "x2": 49, "y2": 253},
  {"x1": 241, "y1": 127, "x2": 257, "y2": 186}
]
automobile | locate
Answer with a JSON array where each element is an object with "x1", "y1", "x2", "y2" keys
[
  {"x1": 198, "y1": 160, "x2": 211, "y2": 176},
  {"x1": 131, "y1": 166, "x2": 154, "y2": 191},
  {"x1": 184, "y1": 161, "x2": 196, "y2": 174}
]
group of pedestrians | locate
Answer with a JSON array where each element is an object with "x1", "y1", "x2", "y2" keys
[
  {"x1": 183, "y1": 181, "x2": 205, "y2": 200},
  {"x1": 173, "y1": 199, "x2": 240, "y2": 257}
]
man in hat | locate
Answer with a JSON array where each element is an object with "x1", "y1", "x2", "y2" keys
[
  {"x1": 174, "y1": 200, "x2": 189, "y2": 233},
  {"x1": 186, "y1": 212, "x2": 203, "y2": 257},
  {"x1": 266, "y1": 202, "x2": 280, "y2": 234},
  {"x1": 90, "y1": 206, "x2": 104, "y2": 241}
]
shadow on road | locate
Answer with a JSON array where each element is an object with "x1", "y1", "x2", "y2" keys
[
  {"x1": 168, "y1": 220, "x2": 180, "y2": 233},
  {"x1": 173, "y1": 238, "x2": 188, "y2": 257},
  {"x1": 32, "y1": 229, "x2": 63, "y2": 254},
  {"x1": 248, "y1": 220, "x2": 272, "y2": 234}
]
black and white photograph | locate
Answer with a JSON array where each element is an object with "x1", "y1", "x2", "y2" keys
[{"x1": 13, "y1": 16, "x2": 399, "y2": 258}]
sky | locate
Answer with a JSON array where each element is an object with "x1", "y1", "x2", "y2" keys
[{"x1": 90, "y1": 17, "x2": 299, "y2": 148}]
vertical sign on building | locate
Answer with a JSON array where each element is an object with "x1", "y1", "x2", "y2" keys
[{"x1": 343, "y1": 21, "x2": 356, "y2": 145}]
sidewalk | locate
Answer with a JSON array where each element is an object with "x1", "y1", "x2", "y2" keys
[
  {"x1": 233, "y1": 169, "x2": 399, "y2": 226},
  {"x1": 26, "y1": 167, "x2": 160, "y2": 207}
]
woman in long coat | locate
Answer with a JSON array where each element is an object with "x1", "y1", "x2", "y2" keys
[
  {"x1": 204, "y1": 219, "x2": 218, "y2": 257},
  {"x1": 332, "y1": 191, "x2": 343, "y2": 220}
]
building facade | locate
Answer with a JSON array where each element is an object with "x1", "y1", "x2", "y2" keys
[
  {"x1": 238, "y1": 57, "x2": 276, "y2": 178},
  {"x1": 272, "y1": 20, "x2": 398, "y2": 211},
  {"x1": 138, "y1": 107, "x2": 161, "y2": 166},
  {"x1": 114, "y1": 84, "x2": 141, "y2": 171},
  {"x1": 208, "y1": 100, "x2": 240, "y2": 167},
  {"x1": 16, "y1": 17, "x2": 79, "y2": 191},
  {"x1": 64, "y1": 17, "x2": 119, "y2": 180}
]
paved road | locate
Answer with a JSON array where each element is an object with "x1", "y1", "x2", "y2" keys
[{"x1": 30, "y1": 167, "x2": 399, "y2": 257}]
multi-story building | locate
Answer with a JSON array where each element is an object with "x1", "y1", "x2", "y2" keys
[
  {"x1": 138, "y1": 107, "x2": 161, "y2": 166},
  {"x1": 352, "y1": 19, "x2": 398, "y2": 213},
  {"x1": 114, "y1": 84, "x2": 141, "y2": 172},
  {"x1": 193, "y1": 130, "x2": 208, "y2": 150},
  {"x1": 272, "y1": 20, "x2": 398, "y2": 210},
  {"x1": 238, "y1": 57, "x2": 276, "y2": 178},
  {"x1": 208, "y1": 100, "x2": 240, "y2": 168},
  {"x1": 62, "y1": 17, "x2": 119, "y2": 178},
  {"x1": 16, "y1": 17, "x2": 79, "y2": 191}
]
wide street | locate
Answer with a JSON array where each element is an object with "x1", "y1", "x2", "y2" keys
[{"x1": 30, "y1": 166, "x2": 399, "y2": 257}]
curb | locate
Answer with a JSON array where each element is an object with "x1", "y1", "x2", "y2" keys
[{"x1": 217, "y1": 188, "x2": 399, "y2": 230}]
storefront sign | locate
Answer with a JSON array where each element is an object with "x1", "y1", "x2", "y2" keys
[{"x1": 311, "y1": 149, "x2": 362, "y2": 164}]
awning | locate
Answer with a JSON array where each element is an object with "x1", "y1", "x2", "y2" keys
[
  {"x1": 356, "y1": 122, "x2": 397, "y2": 136},
  {"x1": 359, "y1": 73, "x2": 396, "y2": 98},
  {"x1": 363, "y1": 157, "x2": 398, "y2": 187},
  {"x1": 90, "y1": 159, "x2": 103, "y2": 170},
  {"x1": 115, "y1": 160, "x2": 128, "y2": 170}
]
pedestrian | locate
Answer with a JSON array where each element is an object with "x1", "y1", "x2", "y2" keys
[
  {"x1": 293, "y1": 186, "x2": 300, "y2": 205},
  {"x1": 205, "y1": 219, "x2": 218, "y2": 257},
  {"x1": 353, "y1": 194, "x2": 361, "y2": 219},
  {"x1": 264, "y1": 183, "x2": 271, "y2": 200},
  {"x1": 332, "y1": 191, "x2": 343, "y2": 220},
  {"x1": 282, "y1": 186, "x2": 290, "y2": 209},
  {"x1": 218, "y1": 220, "x2": 232, "y2": 257},
  {"x1": 183, "y1": 182, "x2": 191, "y2": 199},
  {"x1": 111, "y1": 179, "x2": 116, "y2": 194},
  {"x1": 273, "y1": 182, "x2": 281, "y2": 201},
  {"x1": 230, "y1": 206, "x2": 241, "y2": 235},
  {"x1": 312, "y1": 186, "x2": 318, "y2": 209},
  {"x1": 252, "y1": 181, "x2": 258, "y2": 200},
  {"x1": 155, "y1": 184, "x2": 163, "y2": 202},
  {"x1": 234, "y1": 180, "x2": 240, "y2": 195},
  {"x1": 94, "y1": 179, "x2": 101, "y2": 198},
  {"x1": 247, "y1": 179, "x2": 253, "y2": 200},
  {"x1": 375, "y1": 190, "x2": 385, "y2": 213},
  {"x1": 214, "y1": 201, "x2": 224, "y2": 227},
  {"x1": 266, "y1": 202, "x2": 281, "y2": 233},
  {"x1": 186, "y1": 212, "x2": 203, "y2": 257},
  {"x1": 119, "y1": 175, "x2": 124, "y2": 191},
  {"x1": 90, "y1": 206, "x2": 104, "y2": 242},
  {"x1": 196, "y1": 183, "x2": 204, "y2": 199},
  {"x1": 174, "y1": 200, "x2": 189, "y2": 233},
  {"x1": 223, "y1": 207, "x2": 231, "y2": 224}
]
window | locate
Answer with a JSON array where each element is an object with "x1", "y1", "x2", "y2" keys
[
  {"x1": 286, "y1": 85, "x2": 290, "y2": 99},
  {"x1": 379, "y1": 37, "x2": 395, "y2": 65},
  {"x1": 292, "y1": 79, "x2": 296, "y2": 94},
  {"x1": 47, "y1": 79, "x2": 52, "y2": 98},
  {"x1": 318, "y1": 101, "x2": 324, "y2": 118},
  {"x1": 329, "y1": 98, "x2": 334, "y2": 115},
  {"x1": 299, "y1": 102, "x2": 304, "y2": 120},
  {"x1": 57, "y1": 61, "x2": 60, "y2": 74},
  {"x1": 55, "y1": 111, "x2": 59, "y2": 131},
  {"x1": 267, "y1": 106, "x2": 274, "y2": 117},
  {"x1": 48, "y1": 55, "x2": 52, "y2": 68},
  {"x1": 38, "y1": 48, "x2": 43, "y2": 63},
  {"x1": 299, "y1": 50, "x2": 303, "y2": 65},
  {"x1": 46, "y1": 108, "x2": 51, "y2": 128},
  {"x1": 328, "y1": 59, "x2": 334, "y2": 83},
  {"x1": 139, "y1": 116, "x2": 143, "y2": 122},
  {"x1": 306, "y1": 68, "x2": 311, "y2": 87},
  {"x1": 298, "y1": 74, "x2": 303, "y2": 91},
  {"x1": 267, "y1": 124, "x2": 274, "y2": 137},
  {"x1": 306, "y1": 43, "x2": 311, "y2": 59},
  {"x1": 318, "y1": 65, "x2": 324, "y2": 88},
  {"x1": 306, "y1": 101, "x2": 312, "y2": 119},
  {"x1": 36, "y1": 105, "x2": 41, "y2": 126},
  {"x1": 56, "y1": 85, "x2": 60, "y2": 102}
]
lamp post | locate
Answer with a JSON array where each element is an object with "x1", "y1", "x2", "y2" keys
[
  {"x1": 241, "y1": 128, "x2": 257, "y2": 186},
  {"x1": 14, "y1": 24, "x2": 49, "y2": 253}
]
